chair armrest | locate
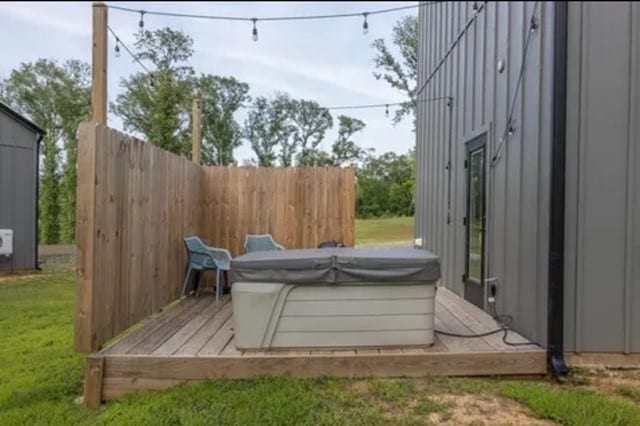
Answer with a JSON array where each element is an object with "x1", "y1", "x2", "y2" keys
[
  {"x1": 204, "y1": 245, "x2": 232, "y2": 268},
  {"x1": 188, "y1": 248, "x2": 218, "y2": 266}
]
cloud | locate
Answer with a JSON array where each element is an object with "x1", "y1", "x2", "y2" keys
[
  {"x1": 205, "y1": 48, "x2": 405, "y2": 102},
  {"x1": 0, "y1": 3, "x2": 90, "y2": 37}
]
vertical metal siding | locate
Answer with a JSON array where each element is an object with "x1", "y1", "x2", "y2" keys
[
  {"x1": 417, "y1": 1, "x2": 554, "y2": 344},
  {"x1": 0, "y1": 111, "x2": 39, "y2": 271},
  {"x1": 564, "y1": 2, "x2": 640, "y2": 353}
]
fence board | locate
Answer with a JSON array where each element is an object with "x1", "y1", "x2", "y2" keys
[
  {"x1": 76, "y1": 123, "x2": 355, "y2": 353},
  {"x1": 199, "y1": 166, "x2": 356, "y2": 256},
  {"x1": 76, "y1": 124, "x2": 201, "y2": 353}
]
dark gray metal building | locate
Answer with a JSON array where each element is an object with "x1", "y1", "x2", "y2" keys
[
  {"x1": 0, "y1": 102, "x2": 44, "y2": 272},
  {"x1": 416, "y1": 1, "x2": 639, "y2": 365}
]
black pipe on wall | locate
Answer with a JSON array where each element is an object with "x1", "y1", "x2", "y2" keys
[{"x1": 547, "y1": 1, "x2": 570, "y2": 378}]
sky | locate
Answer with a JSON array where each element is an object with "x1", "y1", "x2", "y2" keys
[{"x1": 0, "y1": 1, "x2": 416, "y2": 162}]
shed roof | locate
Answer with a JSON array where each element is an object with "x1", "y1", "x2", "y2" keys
[{"x1": 0, "y1": 101, "x2": 46, "y2": 138}]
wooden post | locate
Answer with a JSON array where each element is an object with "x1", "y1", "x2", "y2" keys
[
  {"x1": 92, "y1": 2, "x2": 108, "y2": 125},
  {"x1": 192, "y1": 98, "x2": 202, "y2": 164},
  {"x1": 84, "y1": 355, "x2": 104, "y2": 407}
]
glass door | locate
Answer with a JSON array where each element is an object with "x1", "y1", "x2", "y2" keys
[{"x1": 464, "y1": 135, "x2": 486, "y2": 309}]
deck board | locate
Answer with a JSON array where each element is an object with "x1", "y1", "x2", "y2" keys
[
  {"x1": 174, "y1": 300, "x2": 233, "y2": 355},
  {"x1": 128, "y1": 297, "x2": 211, "y2": 355},
  {"x1": 95, "y1": 286, "x2": 546, "y2": 402},
  {"x1": 153, "y1": 298, "x2": 229, "y2": 356},
  {"x1": 198, "y1": 316, "x2": 235, "y2": 356}
]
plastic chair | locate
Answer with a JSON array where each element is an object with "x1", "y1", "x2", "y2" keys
[
  {"x1": 182, "y1": 237, "x2": 232, "y2": 301},
  {"x1": 244, "y1": 234, "x2": 285, "y2": 253}
]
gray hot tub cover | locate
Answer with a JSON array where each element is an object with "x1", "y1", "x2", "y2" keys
[{"x1": 231, "y1": 247, "x2": 440, "y2": 284}]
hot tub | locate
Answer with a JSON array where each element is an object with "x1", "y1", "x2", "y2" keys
[{"x1": 230, "y1": 247, "x2": 440, "y2": 350}]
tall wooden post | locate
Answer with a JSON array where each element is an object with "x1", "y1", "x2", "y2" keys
[
  {"x1": 92, "y1": 2, "x2": 108, "y2": 125},
  {"x1": 192, "y1": 98, "x2": 202, "y2": 164}
]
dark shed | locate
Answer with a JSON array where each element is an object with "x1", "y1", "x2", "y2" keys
[{"x1": 0, "y1": 102, "x2": 44, "y2": 272}]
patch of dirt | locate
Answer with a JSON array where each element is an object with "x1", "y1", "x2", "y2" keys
[
  {"x1": 349, "y1": 381, "x2": 556, "y2": 425},
  {"x1": 579, "y1": 368, "x2": 640, "y2": 401},
  {"x1": 349, "y1": 380, "x2": 369, "y2": 395},
  {"x1": 426, "y1": 394, "x2": 556, "y2": 426}
]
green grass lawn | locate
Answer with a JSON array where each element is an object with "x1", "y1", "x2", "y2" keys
[
  {"x1": 356, "y1": 216, "x2": 415, "y2": 245},
  {"x1": 2, "y1": 270, "x2": 640, "y2": 425}
]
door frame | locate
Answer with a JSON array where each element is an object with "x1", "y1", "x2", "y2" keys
[{"x1": 464, "y1": 133, "x2": 487, "y2": 309}]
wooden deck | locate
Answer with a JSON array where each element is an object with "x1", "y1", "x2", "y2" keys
[{"x1": 86, "y1": 287, "x2": 546, "y2": 405}]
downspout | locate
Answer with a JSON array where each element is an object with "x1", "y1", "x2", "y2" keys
[
  {"x1": 35, "y1": 132, "x2": 44, "y2": 271},
  {"x1": 547, "y1": 1, "x2": 569, "y2": 378}
]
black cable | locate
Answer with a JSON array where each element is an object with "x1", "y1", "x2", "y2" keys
[
  {"x1": 104, "y1": 2, "x2": 438, "y2": 23},
  {"x1": 239, "y1": 96, "x2": 449, "y2": 112},
  {"x1": 107, "y1": 25, "x2": 154, "y2": 76},
  {"x1": 491, "y1": 1, "x2": 540, "y2": 165},
  {"x1": 415, "y1": 2, "x2": 486, "y2": 99},
  {"x1": 434, "y1": 298, "x2": 535, "y2": 347}
]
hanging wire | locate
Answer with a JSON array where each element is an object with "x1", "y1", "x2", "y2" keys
[
  {"x1": 415, "y1": 2, "x2": 486, "y2": 99},
  {"x1": 107, "y1": 26, "x2": 155, "y2": 78},
  {"x1": 104, "y1": 2, "x2": 439, "y2": 23},
  {"x1": 239, "y1": 96, "x2": 449, "y2": 112},
  {"x1": 491, "y1": 1, "x2": 540, "y2": 166}
]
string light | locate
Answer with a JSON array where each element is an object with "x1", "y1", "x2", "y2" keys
[
  {"x1": 530, "y1": 15, "x2": 538, "y2": 32},
  {"x1": 491, "y1": 1, "x2": 539, "y2": 166},
  {"x1": 362, "y1": 13, "x2": 369, "y2": 35},
  {"x1": 103, "y1": 2, "x2": 442, "y2": 39},
  {"x1": 107, "y1": 25, "x2": 156, "y2": 86},
  {"x1": 385, "y1": 104, "x2": 389, "y2": 117},
  {"x1": 104, "y1": 3, "x2": 437, "y2": 23},
  {"x1": 251, "y1": 18, "x2": 258, "y2": 42},
  {"x1": 415, "y1": 2, "x2": 486, "y2": 98},
  {"x1": 238, "y1": 97, "x2": 448, "y2": 112}
]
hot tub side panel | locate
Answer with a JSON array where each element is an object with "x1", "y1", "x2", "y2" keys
[{"x1": 232, "y1": 283, "x2": 437, "y2": 350}]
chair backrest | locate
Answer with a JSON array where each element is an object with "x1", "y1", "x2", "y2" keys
[
  {"x1": 244, "y1": 234, "x2": 284, "y2": 253},
  {"x1": 184, "y1": 236, "x2": 213, "y2": 267}
]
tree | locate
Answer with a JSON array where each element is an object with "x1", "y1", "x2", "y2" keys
[
  {"x1": 57, "y1": 61, "x2": 91, "y2": 243},
  {"x1": 290, "y1": 100, "x2": 333, "y2": 166},
  {"x1": 196, "y1": 75, "x2": 250, "y2": 166},
  {"x1": 273, "y1": 94, "x2": 298, "y2": 167},
  {"x1": 356, "y1": 150, "x2": 415, "y2": 218},
  {"x1": 243, "y1": 94, "x2": 295, "y2": 167},
  {"x1": 112, "y1": 28, "x2": 195, "y2": 156},
  {"x1": 372, "y1": 15, "x2": 418, "y2": 125},
  {"x1": 0, "y1": 58, "x2": 90, "y2": 243},
  {"x1": 330, "y1": 115, "x2": 369, "y2": 166}
]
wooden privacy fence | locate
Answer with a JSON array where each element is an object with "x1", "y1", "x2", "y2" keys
[
  {"x1": 75, "y1": 123, "x2": 356, "y2": 353},
  {"x1": 75, "y1": 123, "x2": 201, "y2": 353},
  {"x1": 200, "y1": 166, "x2": 355, "y2": 256}
]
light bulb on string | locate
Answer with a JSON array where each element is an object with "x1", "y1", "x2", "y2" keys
[
  {"x1": 385, "y1": 104, "x2": 389, "y2": 117},
  {"x1": 115, "y1": 39, "x2": 121, "y2": 58},
  {"x1": 530, "y1": 15, "x2": 538, "y2": 32},
  {"x1": 472, "y1": 2, "x2": 479, "y2": 12},
  {"x1": 251, "y1": 18, "x2": 258, "y2": 42},
  {"x1": 362, "y1": 13, "x2": 369, "y2": 35},
  {"x1": 139, "y1": 10, "x2": 145, "y2": 30}
]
